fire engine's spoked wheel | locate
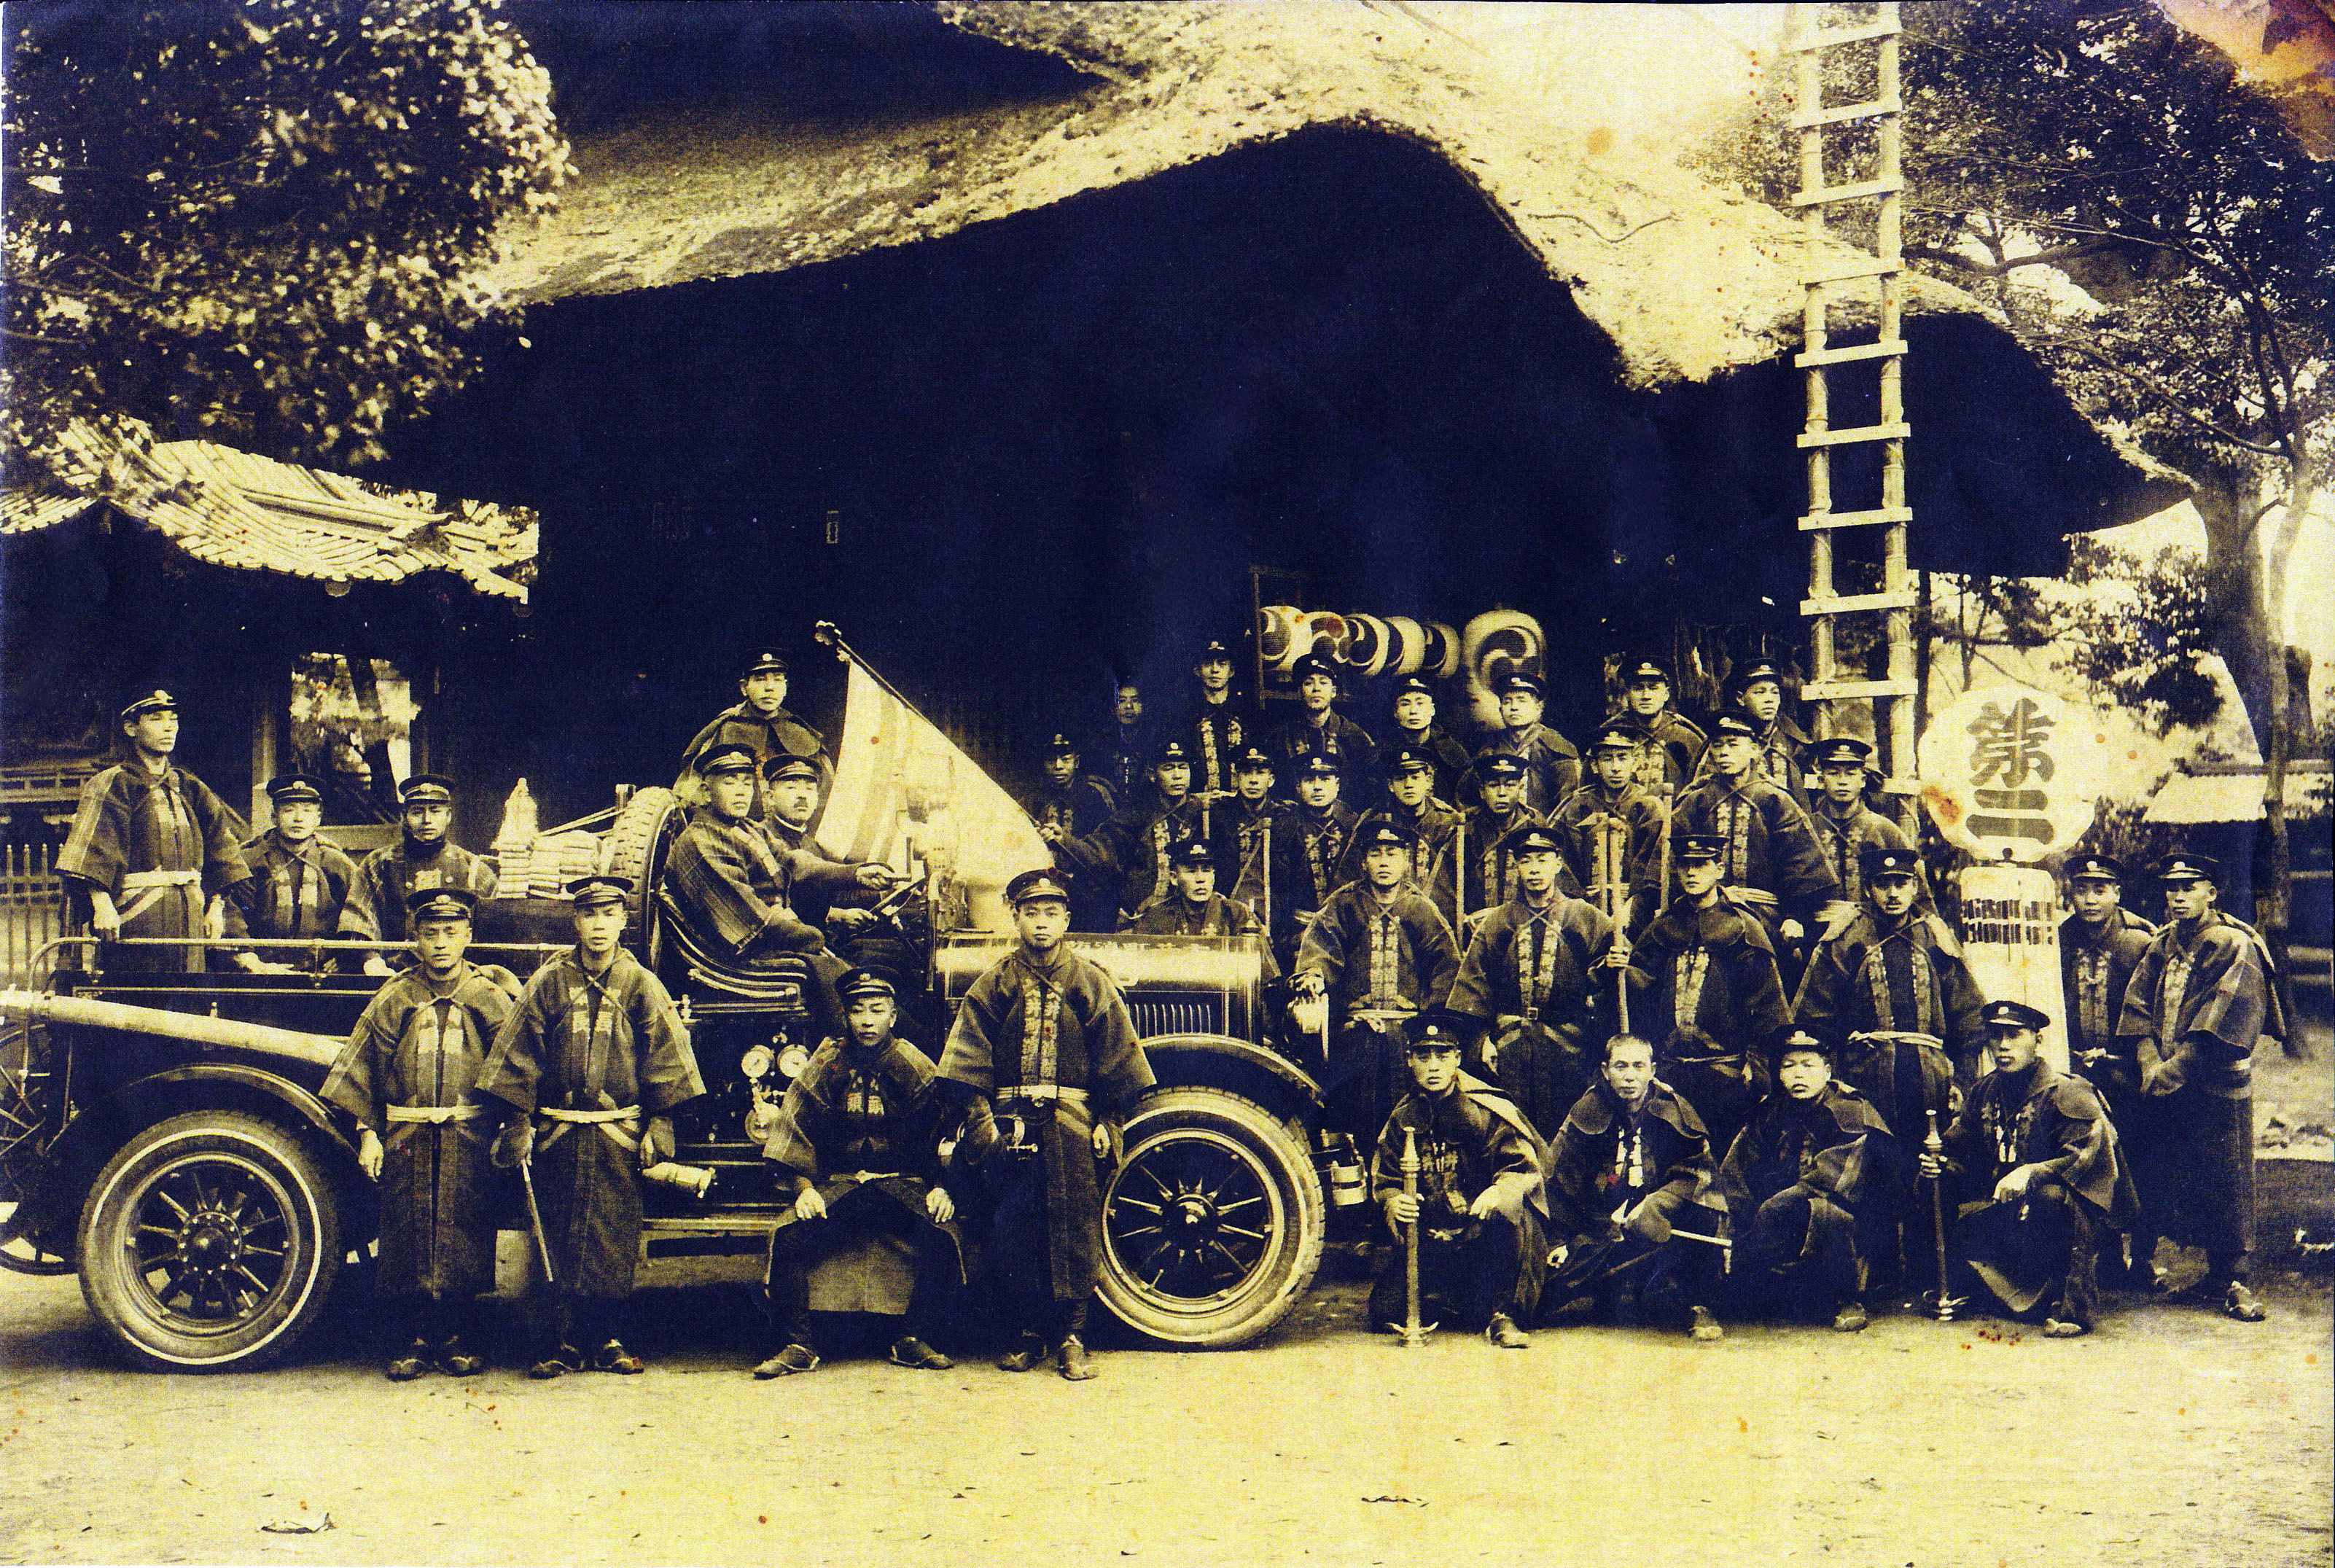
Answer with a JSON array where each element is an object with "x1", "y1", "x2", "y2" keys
[
  {"x1": 79, "y1": 1112, "x2": 340, "y2": 1371},
  {"x1": 0, "y1": 1015, "x2": 57, "y2": 1204},
  {"x1": 1098, "y1": 1087, "x2": 1325, "y2": 1349}
]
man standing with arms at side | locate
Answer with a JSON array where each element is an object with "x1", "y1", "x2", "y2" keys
[
  {"x1": 324, "y1": 886, "x2": 520, "y2": 1378},
  {"x1": 2058, "y1": 852, "x2": 2158, "y2": 1284},
  {"x1": 937, "y1": 868, "x2": 1155, "y2": 1381},
  {"x1": 2115, "y1": 852, "x2": 2283, "y2": 1321},
  {"x1": 58, "y1": 690, "x2": 252, "y2": 975},
  {"x1": 338, "y1": 775, "x2": 498, "y2": 976},
  {"x1": 477, "y1": 875, "x2": 705, "y2": 1377}
]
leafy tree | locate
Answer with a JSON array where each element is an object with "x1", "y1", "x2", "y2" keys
[
  {"x1": 2, "y1": 0, "x2": 569, "y2": 477},
  {"x1": 2057, "y1": 535, "x2": 2224, "y2": 733}
]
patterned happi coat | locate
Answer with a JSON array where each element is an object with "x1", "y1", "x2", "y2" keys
[
  {"x1": 1268, "y1": 711, "x2": 1381, "y2": 791},
  {"x1": 1447, "y1": 895, "x2": 1614, "y2": 1138},
  {"x1": 1379, "y1": 723, "x2": 1475, "y2": 807},
  {"x1": 1754, "y1": 714, "x2": 1814, "y2": 810},
  {"x1": 1546, "y1": 781, "x2": 1661, "y2": 915},
  {"x1": 1610, "y1": 707, "x2": 1706, "y2": 792},
  {"x1": 1432, "y1": 803, "x2": 1575, "y2": 927},
  {"x1": 1370, "y1": 1073, "x2": 1547, "y2": 1317},
  {"x1": 937, "y1": 945, "x2": 1155, "y2": 1300},
  {"x1": 1480, "y1": 723, "x2": 1582, "y2": 817},
  {"x1": 475, "y1": 949, "x2": 704, "y2": 1298},
  {"x1": 663, "y1": 810, "x2": 855, "y2": 964},
  {"x1": 58, "y1": 760, "x2": 252, "y2": 973},
  {"x1": 2059, "y1": 908, "x2": 2156, "y2": 1097},
  {"x1": 223, "y1": 830, "x2": 358, "y2": 969},
  {"x1": 338, "y1": 840, "x2": 499, "y2": 946},
  {"x1": 1807, "y1": 800, "x2": 1917, "y2": 910},
  {"x1": 1338, "y1": 803, "x2": 1462, "y2": 900},
  {"x1": 324, "y1": 963, "x2": 520, "y2": 1298},
  {"x1": 1223, "y1": 797, "x2": 1311, "y2": 956},
  {"x1": 1535, "y1": 1079, "x2": 1726, "y2": 1246},
  {"x1": 1295, "y1": 884, "x2": 1462, "y2": 1023},
  {"x1": 1286, "y1": 800, "x2": 1363, "y2": 913},
  {"x1": 1717, "y1": 1081, "x2": 1893, "y2": 1297},
  {"x1": 1793, "y1": 908, "x2": 1987, "y2": 1069},
  {"x1": 1665, "y1": 774, "x2": 1838, "y2": 924},
  {"x1": 1182, "y1": 697, "x2": 1258, "y2": 798},
  {"x1": 2115, "y1": 909, "x2": 2285, "y2": 1102},
  {"x1": 1626, "y1": 894, "x2": 1790, "y2": 1154}
]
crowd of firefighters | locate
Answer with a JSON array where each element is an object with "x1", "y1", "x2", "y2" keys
[{"x1": 46, "y1": 633, "x2": 2287, "y2": 1381}]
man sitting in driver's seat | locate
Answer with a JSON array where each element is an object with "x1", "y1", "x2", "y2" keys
[{"x1": 660, "y1": 742, "x2": 889, "y2": 1011}]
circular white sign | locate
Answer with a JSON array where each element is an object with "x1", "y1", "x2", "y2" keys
[{"x1": 1918, "y1": 682, "x2": 2110, "y2": 862}]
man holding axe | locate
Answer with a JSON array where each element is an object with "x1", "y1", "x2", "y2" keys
[{"x1": 1368, "y1": 1013, "x2": 1545, "y2": 1348}]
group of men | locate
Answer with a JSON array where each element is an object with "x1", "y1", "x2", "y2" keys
[{"x1": 51, "y1": 639, "x2": 2287, "y2": 1382}]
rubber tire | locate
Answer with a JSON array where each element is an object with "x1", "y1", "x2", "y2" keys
[
  {"x1": 77, "y1": 1112, "x2": 341, "y2": 1372},
  {"x1": 1096, "y1": 1085, "x2": 1325, "y2": 1349},
  {"x1": 602, "y1": 786, "x2": 681, "y2": 935}
]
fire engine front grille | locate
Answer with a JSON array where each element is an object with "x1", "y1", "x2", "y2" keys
[{"x1": 1128, "y1": 996, "x2": 1222, "y2": 1040}]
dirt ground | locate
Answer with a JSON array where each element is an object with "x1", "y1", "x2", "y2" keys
[{"x1": 2, "y1": 1246, "x2": 2328, "y2": 1568}]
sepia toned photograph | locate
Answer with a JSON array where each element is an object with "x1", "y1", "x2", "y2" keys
[{"x1": 1, "y1": 1, "x2": 2329, "y2": 1564}]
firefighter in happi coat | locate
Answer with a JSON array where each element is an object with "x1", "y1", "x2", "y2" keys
[
  {"x1": 58, "y1": 691, "x2": 252, "y2": 975},
  {"x1": 1268, "y1": 654, "x2": 1380, "y2": 794},
  {"x1": 1446, "y1": 824, "x2": 1618, "y2": 1140},
  {"x1": 1476, "y1": 671, "x2": 1580, "y2": 817},
  {"x1": 1803, "y1": 737, "x2": 1917, "y2": 922},
  {"x1": 222, "y1": 773, "x2": 356, "y2": 974},
  {"x1": 1547, "y1": 721, "x2": 1661, "y2": 932},
  {"x1": 1535, "y1": 1034, "x2": 1728, "y2": 1341},
  {"x1": 1728, "y1": 659, "x2": 1812, "y2": 811},
  {"x1": 1293, "y1": 819, "x2": 1462, "y2": 1148},
  {"x1": 1180, "y1": 639, "x2": 1258, "y2": 800},
  {"x1": 476, "y1": 876, "x2": 705, "y2": 1376},
  {"x1": 937, "y1": 869, "x2": 1155, "y2": 1381},
  {"x1": 1370, "y1": 1013, "x2": 1547, "y2": 1347},
  {"x1": 674, "y1": 649, "x2": 833, "y2": 819},
  {"x1": 1381, "y1": 676, "x2": 1473, "y2": 807},
  {"x1": 1222, "y1": 745, "x2": 1310, "y2": 965},
  {"x1": 1344, "y1": 744, "x2": 1461, "y2": 898},
  {"x1": 1666, "y1": 710, "x2": 1838, "y2": 964},
  {"x1": 1051, "y1": 737, "x2": 1230, "y2": 924},
  {"x1": 2057, "y1": 852, "x2": 2159, "y2": 1284},
  {"x1": 1718, "y1": 1032, "x2": 1894, "y2": 1332},
  {"x1": 2114, "y1": 853, "x2": 2285, "y2": 1322},
  {"x1": 1435, "y1": 753, "x2": 1570, "y2": 932},
  {"x1": 1124, "y1": 838, "x2": 1279, "y2": 980},
  {"x1": 324, "y1": 887, "x2": 519, "y2": 1378},
  {"x1": 1922, "y1": 1001, "x2": 2139, "y2": 1336},
  {"x1": 1624, "y1": 834, "x2": 1790, "y2": 1162},
  {"x1": 1610, "y1": 656, "x2": 1705, "y2": 791},
  {"x1": 339, "y1": 776, "x2": 498, "y2": 974},
  {"x1": 1285, "y1": 752, "x2": 1363, "y2": 923},
  {"x1": 754, "y1": 970, "x2": 964, "y2": 1377}
]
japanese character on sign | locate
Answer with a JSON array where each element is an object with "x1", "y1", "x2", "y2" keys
[{"x1": 1967, "y1": 697, "x2": 2056, "y2": 788}]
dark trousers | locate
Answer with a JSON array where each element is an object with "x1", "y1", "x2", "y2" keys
[
  {"x1": 1950, "y1": 1179, "x2": 2102, "y2": 1327},
  {"x1": 987, "y1": 1150, "x2": 1093, "y2": 1343},
  {"x1": 1367, "y1": 1214, "x2": 1527, "y2": 1330},
  {"x1": 386, "y1": 1294, "x2": 482, "y2": 1346},
  {"x1": 2136, "y1": 1090, "x2": 2254, "y2": 1285},
  {"x1": 764, "y1": 1194, "x2": 956, "y2": 1352},
  {"x1": 533, "y1": 1294, "x2": 627, "y2": 1357},
  {"x1": 1731, "y1": 1190, "x2": 1865, "y2": 1317},
  {"x1": 1548, "y1": 1223, "x2": 1724, "y2": 1329},
  {"x1": 1319, "y1": 1018, "x2": 1406, "y2": 1146}
]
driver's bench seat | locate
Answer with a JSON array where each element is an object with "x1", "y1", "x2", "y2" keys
[{"x1": 654, "y1": 886, "x2": 819, "y2": 1012}]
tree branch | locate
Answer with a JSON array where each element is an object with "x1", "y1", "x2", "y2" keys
[
  {"x1": 2041, "y1": 330, "x2": 2285, "y2": 456},
  {"x1": 1906, "y1": 239, "x2": 2125, "y2": 277}
]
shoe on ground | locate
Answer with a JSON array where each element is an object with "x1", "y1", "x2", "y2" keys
[
  {"x1": 1544, "y1": 1295, "x2": 1598, "y2": 1327},
  {"x1": 753, "y1": 1343, "x2": 820, "y2": 1378},
  {"x1": 2223, "y1": 1282, "x2": 2267, "y2": 1322},
  {"x1": 1688, "y1": 1305, "x2": 1724, "y2": 1341},
  {"x1": 590, "y1": 1339, "x2": 645, "y2": 1373},
  {"x1": 889, "y1": 1335, "x2": 954, "y2": 1370},
  {"x1": 1484, "y1": 1311, "x2": 1529, "y2": 1349},
  {"x1": 1056, "y1": 1334, "x2": 1096, "y2": 1381},
  {"x1": 996, "y1": 1332, "x2": 1048, "y2": 1373},
  {"x1": 435, "y1": 1337, "x2": 486, "y2": 1377},
  {"x1": 1831, "y1": 1303, "x2": 1869, "y2": 1333},
  {"x1": 2041, "y1": 1317, "x2": 2089, "y2": 1338},
  {"x1": 385, "y1": 1341, "x2": 432, "y2": 1381},
  {"x1": 526, "y1": 1343, "x2": 581, "y2": 1381}
]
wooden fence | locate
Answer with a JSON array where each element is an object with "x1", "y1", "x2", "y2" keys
[{"x1": 1, "y1": 843, "x2": 63, "y2": 988}]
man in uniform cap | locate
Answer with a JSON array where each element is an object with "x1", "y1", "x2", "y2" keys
[
  {"x1": 1024, "y1": 733, "x2": 1120, "y2": 932},
  {"x1": 2113, "y1": 853, "x2": 2284, "y2": 1319},
  {"x1": 1220, "y1": 744, "x2": 1310, "y2": 966},
  {"x1": 762, "y1": 754, "x2": 891, "y2": 943},
  {"x1": 1179, "y1": 639, "x2": 1258, "y2": 800},
  {"x1": 1611, "y1": 656, "x2": 1706, "y2": 790},
  {"x1": 1804, "y1": 737, "x2": 1918, "y2": 921},
  {"x1": 222, "y1": 773, "x2": 357, "y2": 974},
  {"x1": 936, "y1": 867, "x2": 1155, "y2": 1381},
  {"x1": 754, "y1": 968, "x2": 964, "y2": 1377},
  {"x1": 1623, "y1": 833, "x2": 1790, "y2": 1161},
  {"x1": 677, "y1": 650, "x2": 833, "y2": 821},
  {"x1": 338, "y1": 774, "x2": 497, "y2": 975},
  {"x1": 1269, "y1": 652, "x2": 1379, "y2": 791},
  {"x1": 1123, "y1": 838, "x2": 1279, "y2": 979},
  {"x1": 1435, "y1": 752, "x2": 1570, "y2": 929},
  {"x1": 1535, "y1": 1033, "x2": 1729, "y2": 1341},
  {"x1": 1369, "y1": 1011, "x2": 1547, "y2": 1347},
  {"x1": 1717, "y1": 1031, "x2": 1894, "y2": 1332},
  {"x1": 2057, "y1": 851, "x2": 2158, "y2": 1284},
  {"x1": 1547, "y1": 720, "x2": 1662, "y2": 931},
  {"x1": 1921, "y1": 1000, "x2": 2138, "y2": 1336},
  {"x1": 1352, "y1": 744, "x2": 1462, "y2": 897},
  {"x1": 1727, "y1": 658, "x2": 1812, "y2": 811},
  {"x1": 1446, "y1": 823, "x2": 1621, "y2": 1139},
  {"x1": 660, "y1": 743, "x2": 889, "y2": 1018},
  {"x1": 1382, "y1": 675, "x2": 1472, "y2": 806},
  {"x1": 1666, "y1": 708, "x2": 1837, "y2": 963},
  {"x1": 58, "y1": 690, "x2": 253, "y2": 975},
  {"x1": 1284, "y1": 752, "x2": 1363, "y2": 940},
  {"x1": 1050, "y1": 736, "x2": 1231, "y2": 924},
  {"x1": 1477, "y1": 670, "x2": 1580, "y2": 817},
  {"x1": 477, "y1": 875, "x2": 705, "y2": 1376},
  {"x1": 324, "y1": 886, "x2": 521, "y2": 1378},
  {"x1": 1293, "y1": 818, "x2": 1462, "y2": 1147}
]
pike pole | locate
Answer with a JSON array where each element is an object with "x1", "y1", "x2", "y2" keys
[
  {"x1": 1922, "y1": 1109, "x2": 1962, "y2": 1322},
  {"x1": 518, "y1": 1152, "x2": 557, "y2": 1287},
  {"x1": 1398, "y1": 1126, "x2": 1433, "y2": 1346}
]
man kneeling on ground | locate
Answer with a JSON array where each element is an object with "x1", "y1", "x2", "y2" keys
[
  {"x1": 1919, "y1": 1000, "x2": 2138, "y2": 1338},
  {"x1": 755, "y1": 968, "x2": 965, "y2": 1377},
  {"x1": 1369, "y1": 1011, "x2": 1545, "y2": 1348},
  {"x1": 1536, "y1": 1034, "x2": 1728, "y2": 1341}
]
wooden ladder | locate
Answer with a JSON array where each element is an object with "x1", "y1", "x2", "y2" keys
[{"x1": 1788, "y1": 1, "x2": 1919, "y2": 824}]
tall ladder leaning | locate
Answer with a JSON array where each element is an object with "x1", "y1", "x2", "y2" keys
[{"x1": 1789, "y1": 1, "x2": 1919, "y2": 830}]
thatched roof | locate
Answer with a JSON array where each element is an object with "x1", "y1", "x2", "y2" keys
[{"x1": 487, "y1": 1, "x2": 2001, "y2": 390}]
